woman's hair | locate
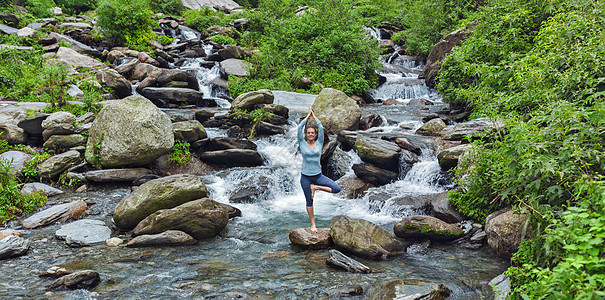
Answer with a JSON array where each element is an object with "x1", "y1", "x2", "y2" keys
[{"x1": 304, "y1": 125, "x2": 318, "y2": 141}]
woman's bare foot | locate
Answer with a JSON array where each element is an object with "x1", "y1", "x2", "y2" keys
[
  {"x1": 309, "y1": 226, "x2": 318, "y2": 233},
  {"x1": 310, "y1": 184, "x2": 318, "y2": 200}
]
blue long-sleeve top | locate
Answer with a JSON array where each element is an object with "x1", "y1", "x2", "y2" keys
[{"x1": 298, "y1": 118, "x2": 324, "y2": 176}]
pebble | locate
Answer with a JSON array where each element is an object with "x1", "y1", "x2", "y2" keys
[{"x1": 105, "y1": 237, "x2": 123, "y2": 247}]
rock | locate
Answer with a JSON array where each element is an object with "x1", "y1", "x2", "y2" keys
[
  {"x1": 17, "y1": 26, "x2": 36, "y2": 39},
  {"x1": 113, "y1": 174, "x2": 208, "y2": 230},
  {"x1": 336, "y1": 175, "x2": 374, "y2": 199},
  {"x1": 76, "y1": 112, "x2": 95, "y2": 125},
  {"x1": 217, "y1": 45, "x2": 252, "y2": 60},
  {"x1": 21, "y1": 182, "x2": 64, "y2": 197},
  {"x1": 0, "y1": 229, "x2": 22, "y2": 240},
  {"x1": 326, "y1": 249, "x2": 371, "y2": 273},
  {"x1": 114, "y1": 57, "x2": 139, "y2": 75},
  {"x1": 0, "y1": 105, "x2": 27, "y2": 125},
  {"x1": 83, "y1": 168, "x2": 152, "y2": 183},
  {"x1": 21, "y1": 200, "x2": 87, "y2": 229},
  {"x1": 422, "y1": 26, "x2": 472, "y2": 88},
  {"x1": 231, "y1": 89, "x2": 274, "y2": 111},
  {"x1": 173, "y1": 120, "x2": 207, "y2": 142},
  {"x1": 359, "y1": 111, "x2": 383, "y2": 131},
  {"x1": 106, "y1": 49, "x2": 125, "y2": 63},
  {"x1": 229, "y1": 173, "x2": 271, "y2": 203},
  {"x1": 416, "y1": 118, "x2": 447, "y2": 136},
  {"x1": 0, "y1": 150, "x2": 31, "y2": 177},
  {"x1": 437, "y1": 144, "x2": 473, "y2": 170},
  {"x1": 47, "y1": 33, "x2": 101, "y2": 58},
  {"x1": 105, "y1": 237, "x2": 123, "y2": 247},
  {"x1": 0, "y1": 235, "x2": 30, "y2": 260},
  {"x1": 39, "y1": 266, "x2": 72, "y2": 278},
  {"x1": 203, "y1": 25, "x2": 239, "y2": 37},
  {"x1": 394, "y1": 215, "x2": 463, "y2": 242},
  {"x1": 354, "y1": 135, "x2": 401, "y2": 172},
  {"x1": 325, "y1": 285, "x2": 364, "y2": 298},
  {"x1": 312, "y1": 88, "x2": 361, "y2": 134},
  {"x1": 430, "y1": 192, "x2": 465, "y2": 223},
  {"x1": 440, "y1": 118, "x2": 503, "y2": 141},
  {"x1": 352, "y1": 163, "x2": 399, "y2": 186},
  {"x1": 0, "y1": 23, "x2": 18, "y2": 35},
  {"x1": 133, "y1": 198, "x2": 228, "y2": 240},
  {"x1": 289, "y1": 228, "x2": 332, "y2": 250},
  {"x1": 42, "y1": 124, "x2": 75, "y2": 141},
  {"x1": 257, "y1": 103, "x2": 288, "y2": 119},
  {"x1": 127, "y1": 230, "x2": 197, "y2": 247},
  {"x1": 219, "y1": 202, "x2": 241, "y2": 218},
  {"x1": 485, "y1": 208, "x2": 529, "y2": 257},
  {"x1": 193, "y1": 137, "x2": 258, "y2": 152},
  {"x1": 181, "y1": 0, "x2": 240, "y2": 11},
  {"x1": 95, "y1": 69, "x2": 132, "y2": 99},
  {"x1": 48, "y1": 270, "x2": 101, "y2": 290},
  {"x1": 489, "y1": 274, "x2": 511, "y2": 300},
  {"x1": 0, "y1": 13, "x2": 20, "y2": 27},
  {"x1": 330, "y1": 215, "x2": 407, "y2": 259},
  {"x1": 17, "y1": 114, "x2": 48, "y2": 135},
  {"x1": 139, "y1": 87, "x2": 204, "y2": 106},
  {"x1": 131, "y1": 63, "x2": 159, "y2": 81},
  {"x1": 51, "y1": 47, "x2": 105, "y2": 70},
  {"x1": 219, "y1": 58, "x2": 251, "y2": 77},
  {"x1": 0, "y1": 123, "x2": 26, "y2": 144},
  {"x1": 394, "y1": 137, "x2": 422, "y2": 156},
  {"x1": 198, "y1": 149, "x2": 264, "y2": 167},
  {"x1": 41, "y1": 111, "x2": 76, "y2": 130},
  {"x1": 43, "y1": 134, "x2": 86, "y2": 150},
  {"x1": 85, "y1": 95, "x2": 174, "y2": 168},
  {"x1": 151, "y1": 154, "x2": 217, "y2": 176},
  {"x1": 137, "y1": 69, "x2": 199, "y2": 92},
  {"x1": 38, "y1": 150, "x2": 81, "y2": 179},
  {"x1": 367, "y1": 278, "x2": 452, "y2": 300},
  {"x1": 55, "y1": 219, "x2": 111, "y2": 247}
]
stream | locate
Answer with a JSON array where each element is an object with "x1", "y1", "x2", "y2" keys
[{"x1": 0, "y1": 30, "x2": 509, "y2": 299}]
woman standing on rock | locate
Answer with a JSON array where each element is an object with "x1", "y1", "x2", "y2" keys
[{"x1": 298, "y1": 106, "x2": 341, "y2": 233}]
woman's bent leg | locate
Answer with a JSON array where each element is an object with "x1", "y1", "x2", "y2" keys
[{"x1": 313, "y1": 174, "x2": 341, "y2": 194}]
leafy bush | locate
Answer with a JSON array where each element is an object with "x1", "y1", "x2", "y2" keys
[
  {"x1": 22, "y1": 152, "x2": 52, "y2": 182},
  {"x1": 168, "y1": 140, "x2": 191, "y2": 166},
  {"x1": 183, "y1": 8, "x2": 228, "y2": 32},
  {"x1": 55, "y1": 0, "x2": 97, "y2": 14},
  {"x1": 25, "y1": 0, "x2": 57, "y2": 18},
  {"x1": 0, "y1": 159, "x2": 48, "y2": 223},
  {"x1": 96, "y1": 0, "x2": 155, "y2": 50},
  {"x1": 150, "y1": 0, "x2": 185, "y2": 16},
  {"x1": 211, "y1": 34, "x2": 236, "y2": 45}
]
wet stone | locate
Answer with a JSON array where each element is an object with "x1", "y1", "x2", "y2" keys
[
  {"x1": 21, "y1": 200, "x2": 87, "y2": 229},
  {"x1": 48, "y1": 270, "x2": 101, "y2": 290},
  {"x1": 55, "y1": 219, "x2": 111, "y2": 247},
  {"x1": 0, "y1": 235, "x2": 30, "y2": 260},
  {"x1": 289, "y1": 228, "x2": 332, "y2": 250},
  {"x1": 127, "y1": 230, "x2": 197, "y2": 247},
  {"x1": 326, "y1": 249, "x2": 372, "y2": 273}
]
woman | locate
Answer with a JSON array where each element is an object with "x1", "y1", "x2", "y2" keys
[{"x1": 298, "y1": 106, "x2": 341, "y2": 232}]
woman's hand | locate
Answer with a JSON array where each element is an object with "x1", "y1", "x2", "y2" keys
[{"x1": 304, "y1": 105, "x2": 313, "y2": 121}]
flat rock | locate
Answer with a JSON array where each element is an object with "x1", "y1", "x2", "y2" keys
[
  {"x1": 48, "y1": 270, "x2": 101, "y2": 290},
  {"x1": 21, "y1": 182, "x2": 64, "y2": 197},
  {"x1": 219, "y1": 58, "x2": 251, "y2": 77},
  {"x1": 21, "y1": 200, "x2": 87, "y2": 229},
  {"x1": 326, "y1": 249, "x2": 372, "y2": 273},
  {"x1": 127, "y1": 230, "x2": 197, "y2": 247},
  {"x1": 83, "y1": 168, "x2": 152, "y2": 183},
  {"x1": 47, "y1": 33, "x2": 101, "y2": 58},
  {"x1": 0, "y1": 105, "x2": 27, "y2": 125},
  {"x1": 0, "y1": 150, "x2": 31, "y2": 176},
  {"x1": 0, "y1": 235, "x2": 30, "y2": 260},
  {"x1": 0, "y1": 229, "x2": 22, "y2": 240},
  {"x1": 198, "y1": 149, "x2": 264, "y2": 167},
  {"x1": 55, "y1": 219, "x2": 111, "y2": 247},
  {"x1": 289, "y1": 228, "x2": 332, "y2": 249}
]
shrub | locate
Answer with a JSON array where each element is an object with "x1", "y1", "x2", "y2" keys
[
  {"x1": 0, "y1": 159, "x2": 48, "y2": 224},
  {"x1": 150, "y1": 0, "x2": 185, "y2": 16},
  {"x1": 55, "y1": 0, "x2": 97, "y2": 14},
  {"x1": 95, "y1": 0, "x2": 155, "y2": 50},
  {"x1": 24, "y1": 0, "x2": 57, "y2": 18},
  {"x1": 211, "y1": 34, "x2": 236, "y2": 45},
  {"x1": 183, "y1": 8, "x2": 228, "y2": 32},
  {"x1": 168, "y1": 140, "x2": 191, "y2": 166}
]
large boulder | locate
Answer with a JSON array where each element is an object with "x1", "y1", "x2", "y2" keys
[
  {"x1": 95, "y1": 69, "x2": 132, "y2": 99},
  {"x1": 0, "y1": 105, "x2": 27, "y2": 125},
  {"x1": 485, "y1": 208, "x2": 530, "y2": 257},
  {"x1": 416, "y1": 118, "x2": 447, "y2": 136},
  {"x1": 0, "y1": 150, "x2": 31, "y2": 177},
  {"x1": 43, "y1": 134, "x2": 86, "y2": 151},
  {"x1": 173, "y1": 120, "x2": 207, "y2": 142},
  {"x1": 198, "y1": 149, "x2": 264, "y2": 167},
  {"x1": 393, "y1": 215, "x2": 463, "y2": 241},
  {"x1": 136, "y1": 69, "x2": 200, "y2": 93},
  {"x1": 0, "y1": 123, "x2": 26, "y2": 144},
  {"x1": 38, "y1": 150, "x2": 81, "y2": 179},
  {"x1": 330, "y1": 215, "x2": 408, "y2": 259},
  {"x1": 47, "y1": 33, "x2": 102, "y2": 58},
  {"x1": 352, "y1": 163, "x2": 399, "y2": 186},
  {"x1": 51, "y1": 47, "x2": 105, "y2": 70},
  {"x1": 151, "y1": 154, "x2": 217, "y2": 176},
  {"x1": 422, "y1": 26, "x2": 472, "y2": 88},
  {"x1": 231, "y1": 89, "x2": 274, "y2": 111},
  {"x1": 336, "y1": 175, "x2": 375, "y2": 199},
  {"x1": 440, "y1": 118, "x2": 503, "y2": 141},
  {"x1": 312, "y1": 88, "x2": 361, "y2": 134},
  {"x1": 437, "y1": 144, "x2": 473, "y2": 170},
  {"x1": 113, "y1": 174, "x2": 208, "y2": 229},
  {"x1": 41, "y1": 111, "x2": 76, "y2": 130},
  {"x1": 139, "y1": 87, "x2": 205, "y2": 106},
  {"x1": 85, "y1": 95, "x2": 174, "y2": 168},
  {"x1": 355, "y1": 135, "x2": 401, "y2": 172},
  {"x1": 430, "y1": 192, "x2": 465, "y2": 223},
  {"x1": 133, "y1": 198, "x2": 229, "y2": 240},
  {"x1": 219, "y1": 58, "x2": 251, "y2": 77},
  {"x1": 289, "y1": 228, "x2": 332, "y2": 250}
]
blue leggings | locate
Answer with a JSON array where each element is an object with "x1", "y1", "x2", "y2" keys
[{"x1": 300, "y1": 173, "x2": 341, "y2": 207}]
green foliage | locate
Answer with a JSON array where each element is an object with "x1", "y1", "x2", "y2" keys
[
  {"x1": 168, "y1": 140, "x2": 191, "y2": 166},
  {"x1": 0, "y1": 158, "x2": 48, "y2": 224},
  {"x1": 183, "y1": 8, "x2": 229, "y2": 32},
  {"x1": 85, "y1": 133, "x2": 103, "y2": 169},
  {"x1": 22, "y1": 151, "x2": 51, "y2": 182},
  {"x1": 0, "y1": 0, "x2": 12, "y2": 11},
  {"x1": 43, "y1": 63, "x2": 69, "y2": 107},
  {"x1": 55, "y1": 0, "x2": 97, "y2": 14},
  {"x1": 95, "y1": 0, "x2": 155, "y2": 50},
  {"x1": 211, "y1": 34, "x2": 236, "y2": 45},
  {"x1": 150, "y1": 0, "x2": 185, "y2": 16},
  {"x1": 25, "y1": 0, "x2": 57, "y2": 18},
  {"x1": 439, "y1": 0, "x2": 605, "y2": 297},
  {"x1": 158, "y1": 35, "x2": 174, "y2": 45},
  {"x1": 235, "y1": 0, "x2": 381, "y2": 96}
]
